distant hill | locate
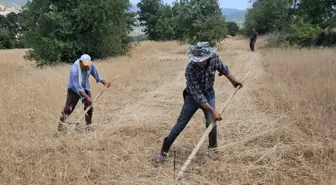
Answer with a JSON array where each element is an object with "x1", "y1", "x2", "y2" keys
[
  {"x1": 221, "y1": 8, "x2": 246, "y2": 22},
  {"x1": 0, "y1": 0, "x2": 26, "y2": 8},
  {"x1": 129, "y1": 5, "x2": 246, "y2": 22}
]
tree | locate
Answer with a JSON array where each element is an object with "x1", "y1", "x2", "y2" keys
[
  {"x1": 137, "y1": 0, "x2": 162, "y2": 40},
  {"x1": 0, "y1": 26, "x2": 12, "y2": 49},
  {"x1": 0, "y1": 12, "x2": 25, "y2": 49},
  {"x1": 245, "y1": 0, "x2": 336, "y2": 48},
  {"x1": 155, "y1": 4, "x2": 177, "y2": 41},
  {"x1": 21, "y1": 0, "x2": 135, "y2": 66},
  {"x1": 227, "y1": 22, "x2": 239, "y2": 36},
  {"x1": 285, "y1": 18, "x2": 324, "y2": 47},
  {"x1": 173, "y1": 0, "x2": 228, "y2": 46},
  {"x1": 136, "y1": 0, "x2": 228, "y2": 44},
  {"x1": 296, "y1": 0, "x2": 335, "y2": 29},
  {"x1": 244, "y1": 0, "x2": 292, "y2": 35}
]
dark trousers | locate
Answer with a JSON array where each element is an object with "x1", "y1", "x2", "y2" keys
[
  {"x1": 60, "y1": 88, "x2": 93, "y2": 125},
  {"x1": 160, "y1": 89, "x2": 217, "y2": 154},
  {"x1": 250, "y1": 39, "x2": 256, "y2": 51}
]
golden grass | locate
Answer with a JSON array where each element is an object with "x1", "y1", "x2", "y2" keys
[
  {"x1": 248, "y1": 48, "x2": 336, "y2": 184},
  {"x1": 0, "y1": 41, "x2": 187, "y2": 185},
  {"x1": 0, "y1": 37, "x2": 335, "y2": 185}
]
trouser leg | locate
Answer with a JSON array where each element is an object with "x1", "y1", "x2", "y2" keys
[
  {"x1": 250, "y1": 40, "x2": 253, "y2": 51},
  {"x1": 60, "y1": 89, "x2": 80, "y2": 123},
  {"x1": 83, "y1": 90, "x2": 93, "y2": 125},
  {"x1": 202, "y1": 91, "x2": 217, "y2": 149},
  {"x1": 160, "y1": 95, "x2": 199, "y2": 155},
  {"x1": 250, "y1": 39, "x2": 255, "y2": 51},
  {"x1": 58, "y1": 89, "x2": 80, "y2": 132},
  {"x1": 203, "y1": 90, "x2": 219, "y2": 160}
]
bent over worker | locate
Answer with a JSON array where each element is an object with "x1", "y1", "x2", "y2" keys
[
  {"x1": 155, "y1": 42, "x2": 243, "y2": 163},
  {"x1": 57, "y1": 54, "x2": 111, "y2": 133}
]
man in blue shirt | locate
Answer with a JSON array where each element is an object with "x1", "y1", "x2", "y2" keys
[
  {"x1": 58, "y1": 54, "x2": 111, "y2": 133},
  {"x1": 155, "y1": 42, "x2": 243, "y2": 163}
]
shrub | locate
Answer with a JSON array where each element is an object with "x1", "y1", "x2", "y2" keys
[
  {"x1": 285, "y1": 19, "x2": 324, "y2": 47},
  {"x1": 227, "y1": 22, "x2": 239, "y2": 36}
]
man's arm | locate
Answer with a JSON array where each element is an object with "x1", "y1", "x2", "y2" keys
[
  {"x1": 90, "y1": 64, "x2": 104, "y2": 84},
  {"x1": 90, "y1": 64, "x2": 111, "y2": 87},
  {"x1": 224, "y1": 72, "x2": 243, "y2": 88},
  {"x1": 216, "y1": 57, "x2": 243, "y2": 88},
  {"x1": 70, "y1": 66, "x2": 91, "y2": 100}
]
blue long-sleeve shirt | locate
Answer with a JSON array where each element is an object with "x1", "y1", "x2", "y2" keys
[{"x1": 68, "y1": 60, "x2": 104, "y2": 97}]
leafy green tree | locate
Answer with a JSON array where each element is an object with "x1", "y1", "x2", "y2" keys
[
  {"x1": 137, "y1": 0, "x2": 228, "y2": 44},
  {"x1": 21, "y1": 0, "x2": 135, "y2": 66},
  {"x1": 0, "y1": 26, "x2": 12, "y2": 49},
  {"x1": 0, "y1": 13, "x2": 25, "y2": 49},
  {"x1": 173, "y1": 0, "x2": 228, "y2": 46},
  {"x1": 154, "y1": 4, "x2": 177, "y2": 41},
  {"x1": 285, "y1": 18, "x2": 324, "y2": 47},
  {"x1": 137, "y1": 0, "x2": 162, "y2": 40},
  {"x1": 227, "y1": 22, "x2": 239, "y2": 36},
  {"x1": 244, "y1": 0, "x2": 292, "y2": 35},
  {"x1": 245, "y1": 0, "x2": 336, "y2": 48},
  {"x1": 295, "y1": 0, "x2": 335, "y2": 29}
]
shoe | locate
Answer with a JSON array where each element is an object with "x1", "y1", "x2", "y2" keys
[
  {"x1": 207, "y1": 147, "x2": 220, "y2": 161},
  {"x1": 85, "y1": 125, "x2": 95, "y2": 132},
  {"x1": 154, "y1": 137, "x2": 173, "y2": 163},
  {"x1": 154, "y1": 152, "x2": 167, "y2": 163},
  {"x1": 208, "y1": 135, "x2": 219, "y2": 161},
  {"x1": 57, "y1": 123, "x2": 68, "y2": 133}
]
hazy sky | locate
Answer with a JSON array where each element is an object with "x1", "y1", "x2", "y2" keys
[{"x1": 130, "y1": 0, "x2": 251, "y2": 10}]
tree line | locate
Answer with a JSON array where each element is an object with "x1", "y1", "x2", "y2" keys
[
  {"x1": 244, "y1": 0, "x2": 336, "y2": 47},
  {"x1": 0, "y1": 0, "x2": 334, "y2": 66},
  {"x1": 136, "y1": 0, "x2": 238, "y2": 45},
  {"x1": 0, "y1": 12, "x2": 25, "y2": 49},
  {"x1": 0, "y1": 0, "x2": 241, "y2": 66}
]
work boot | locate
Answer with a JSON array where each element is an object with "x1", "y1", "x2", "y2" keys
[
  {"x1": 155, "y1": 137, "x2": 173, "y2": 163},
  {"x1": 57, "y1": 122, "x2": 68, "y2": 135},
  {"x1": 85, "y1": 111, "x2": 93, "y2": 125},
  {"x1": 208, "y1": 134, "x2": 219, "y2": 161},
  {"x1": 85, "y1": 125, "x2": 95, "y2": 132}
]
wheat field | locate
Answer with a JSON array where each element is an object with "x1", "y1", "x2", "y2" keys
[{"x1": 0, "y1": 37, "x2": 335, "y2": 185}]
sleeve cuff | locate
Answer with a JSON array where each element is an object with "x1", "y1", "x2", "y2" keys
[
  {"x1": 96, "y1": 78, "x2": 104, "y2": 83},
  {"x1": 222, "y1": 66, "x2": 230, "y2": 75}
]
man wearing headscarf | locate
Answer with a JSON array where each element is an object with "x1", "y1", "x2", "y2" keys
[{"x1": 58, "y1": 54, "x2": 111, "y2": 133}]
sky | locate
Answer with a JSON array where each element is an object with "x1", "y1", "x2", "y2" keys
[{"x1": 130, "y1": 0, "x2": 251, "y2": 10}]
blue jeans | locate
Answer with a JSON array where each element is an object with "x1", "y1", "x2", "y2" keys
[{"x1": 166, "y1": 89, "x2": 217, "y2": 144}]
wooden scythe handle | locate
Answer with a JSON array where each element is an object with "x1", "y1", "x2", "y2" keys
[{"x1": 176, "y1": 71, "x2": 251, "y2": 181}]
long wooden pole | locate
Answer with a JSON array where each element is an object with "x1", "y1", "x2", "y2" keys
[
  {"x1": 67, "y1": 75, "x2": 119, "y2": 134},
  {"x1": 176, "y1": 71, "x2": 250, "y2": 181}
]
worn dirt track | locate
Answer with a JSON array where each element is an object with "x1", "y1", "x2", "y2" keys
[{"x1": 0, "y1": 37, "x2": 270, "y2": 185}]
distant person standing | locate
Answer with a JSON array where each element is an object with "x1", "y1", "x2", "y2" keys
[{"x1": 250, "y1": 28, "x2": 258, "y2": 51}]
